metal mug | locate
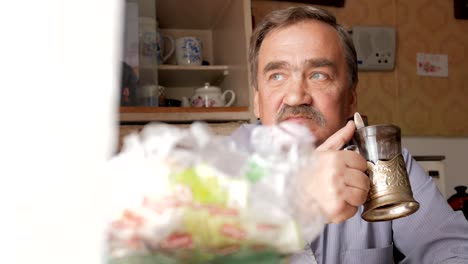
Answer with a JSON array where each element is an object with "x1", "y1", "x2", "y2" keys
[{"x1": 352, "y1": 124, "x2": 419, "y2": 222}]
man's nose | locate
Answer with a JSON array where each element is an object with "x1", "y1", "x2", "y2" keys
[{"x1": 283, "y1": 78, "x2": 312, "y2": 106}]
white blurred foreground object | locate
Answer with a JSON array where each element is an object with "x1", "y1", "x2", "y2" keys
[
  {"x1": 0, "y1": 1, "x2": 122, "y2": 264},
  {"x1": 107, "y1": 122, "x2": 324, "y2": 263}
]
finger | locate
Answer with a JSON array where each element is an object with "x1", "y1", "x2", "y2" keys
[
  {"x1": 342, "y1": 150, "x2": 368, "y2": 172},
  {"x1": 316, "y1": 121, "x2": 356, "y2": 151},
  {"x1": 326, "y1": 202, "x2": 358, "y2": 224},
  {"x1": 343, "y1": 189, "x2": 368, "y2": 207},
  {"x1": 343, "y1": 185, "x2": 370, "y2": 207},
  {"x1": 344, "y1": 168, "x2": 370, "y2": 193}
]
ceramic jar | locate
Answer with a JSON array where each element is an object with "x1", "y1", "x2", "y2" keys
[
  {"x1": 447, "y1": 185, "x2": 468, "y2": 220},
  {"x1": 190, "y1": 82, "x2": 236, "y2": 107},
  {"x1": 448, "y1": 185, "x2": 468, "y2": 210}
]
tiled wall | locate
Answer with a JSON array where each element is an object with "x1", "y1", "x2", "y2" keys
[{"x1": 252, "y1": 0, "x2": 468, "y2": 136}]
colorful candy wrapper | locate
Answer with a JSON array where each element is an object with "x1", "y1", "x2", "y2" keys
[{"x1": 106, "y1": 122, "x2": 324, "y2": 263}]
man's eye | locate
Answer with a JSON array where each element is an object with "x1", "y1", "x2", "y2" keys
[
  {"x1": 270, "y1": 73, "x2": 285, "y2": 81},
  {"x1": 310, "y1": 72, "x2": 327, "y2": 80}
]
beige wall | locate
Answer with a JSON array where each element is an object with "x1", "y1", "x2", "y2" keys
[{"x1": 252, "y1": 0, "x2": 468, "y2": 136}]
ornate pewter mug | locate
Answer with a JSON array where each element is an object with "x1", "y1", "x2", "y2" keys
[{"x1": 352, "y1": 124, "x2": 419, "y2": 222}]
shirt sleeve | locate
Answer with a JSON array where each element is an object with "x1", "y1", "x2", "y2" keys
[{"x1": 393, "y1": 148, "x2": 468, "y2": 263}]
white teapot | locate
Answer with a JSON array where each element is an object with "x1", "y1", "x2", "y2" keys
[{"x1": 190, "y1": 82, "x2": 236, "y2": 107}]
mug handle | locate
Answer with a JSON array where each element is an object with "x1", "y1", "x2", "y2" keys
[
  {"x1": 163, "y1": 35, "x2": 175, "y2": 63},
  {"x1": 343, "y1": 145, "x2": 359, "y2": 153},
  {"x1": 222, "y1": 90, "x2": 236, "y2": 107}
]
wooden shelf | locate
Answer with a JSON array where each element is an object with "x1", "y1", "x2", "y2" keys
[
  {"x1": 119, "y1": 106, "x2": 252, "y2": 122},
  {"x1": 141, "y1": 65, "x2": 229, "y2": 87},
  {"x1": 127, "y1": 0, "x2": 253, "y2": 124},
  {"x1": 157, "y1": 65, "x2": 228, "y2": 71},
  {"x1": 156, "y1": 0, "x2": 231, "y2": 29}
]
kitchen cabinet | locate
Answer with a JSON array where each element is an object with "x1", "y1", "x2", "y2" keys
[{"x1": 120, "y1": 0, "x2": 255, "y2": 123}]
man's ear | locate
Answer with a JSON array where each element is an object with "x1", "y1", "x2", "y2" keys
[
  {"x1": 348, "y1": 86, "x2": 358, "y2": 115},
  {"x1": 253, "y1": 88, "x2": 260, "y2": 118}
]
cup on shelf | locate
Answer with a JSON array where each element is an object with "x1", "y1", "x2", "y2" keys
[
  {"x1": 137, "y1": 84, "x2": 159, "y2": 107},
  {"x1": 156, "y1": 30, "x2": 175, "y2": 64},
  {"x1": 138, "y1": 17, "x2": 158, "y2": 66},
  {"x1": 175, "y1": 37, "x2": 202, "y2": 66},
  {"x1": 138, "y1": 17, "x2": 175, "y2": 66},
  {"x1": 181, "y1": 96, "x2": 191, "y2": 107}
]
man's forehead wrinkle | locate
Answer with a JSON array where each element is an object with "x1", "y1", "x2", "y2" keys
[
  {"x1": 304, "y1": 58, "x2": 334, "y2": 68},
  {"x1": 262, "y1": 58, "x2": 336, "y2": 76},
  {"x1": 262, "y1": 60, "x2": 290, "y2": 74}
]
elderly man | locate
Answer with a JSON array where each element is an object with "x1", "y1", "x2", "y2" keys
[{"x1": 231, "y1": 6, "x2": 468, "y2": 263}]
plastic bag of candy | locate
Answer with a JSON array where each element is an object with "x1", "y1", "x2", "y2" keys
[{"x1": 106, "y1": 122, "x2": 324, "y2": 264}]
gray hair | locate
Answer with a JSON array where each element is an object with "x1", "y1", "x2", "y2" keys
[{"x1": 249, "y1": 6, "x2": 358, "y2": 90}]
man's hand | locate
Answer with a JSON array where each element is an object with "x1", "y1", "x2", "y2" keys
[{"x1": 300, "y1": 121, "x2": 370, "y2": 224}]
